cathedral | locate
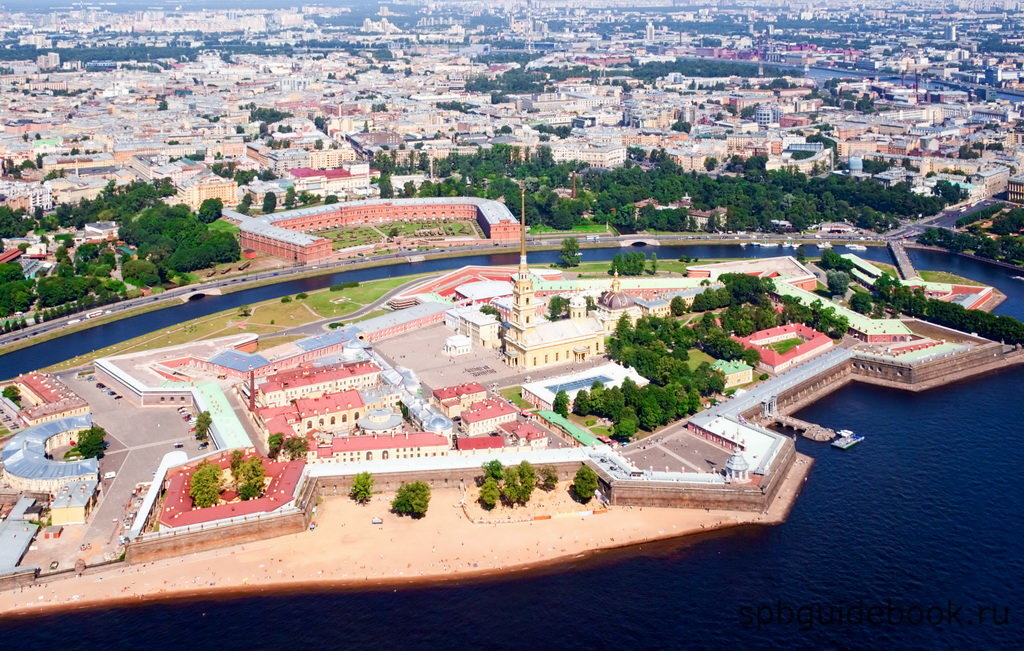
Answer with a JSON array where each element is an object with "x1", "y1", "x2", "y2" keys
[{"x1": 501, "y1": 211, "x2": 640, "y2": 370}]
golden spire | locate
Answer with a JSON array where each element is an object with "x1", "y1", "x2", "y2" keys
[
  {"x1": 611, "y1": 269, "x2": 621, "y2": 293},
  {"x1": 518, "y1": 185, "x2": 528, "y2": 272}
]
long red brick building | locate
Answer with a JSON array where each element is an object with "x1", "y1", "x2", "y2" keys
[{"x1": 225, "y1": 197, "x2": 520, "y2": 264}]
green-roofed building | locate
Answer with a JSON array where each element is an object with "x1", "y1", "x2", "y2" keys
[
  {"x1": 537, "y1": 410, "x2": 603, "y2": 447},
  {"x1": 711, "y1": 359, "x2": 753, "y2": 388},
  {"x1": 773, "y1": 282, "x2": 913, "y2": 342}
]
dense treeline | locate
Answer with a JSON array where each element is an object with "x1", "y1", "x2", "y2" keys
[
  {"x1": 918, "y1": 226, "x2": 1024, "y2": 266},
  {"x1": 0, "y1": 181, "x2": 238, "y2": 318},
  {"x1": 373, "y1": 146, "x2": 955, "y2": 234}
]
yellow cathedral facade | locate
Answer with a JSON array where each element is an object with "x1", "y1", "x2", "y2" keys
[{"x1": 502, "y1": 207, "x2": 640, "y2": 370}]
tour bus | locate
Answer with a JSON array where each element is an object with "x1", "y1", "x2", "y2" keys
[{"x1": 86, "y1": 310, "x2": 104, "y2": 319}]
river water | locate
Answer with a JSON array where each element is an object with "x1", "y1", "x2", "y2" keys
[{"x1": 0, "y1": 245, "x2": 1021, "y2": 646}]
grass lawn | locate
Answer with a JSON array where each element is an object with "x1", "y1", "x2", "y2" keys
[
  {"x1": 316, "y1": 226, "x2": 382, "y2": 248},
  {"x1": 333, "y1": 275, "x2": 418, "y2": 304},
  {"x1": 566, "y1": 259, "x2": 696, "y2": 276},
  {"x1": 500, "y1": 386, "x2": 533, "y2": 410},
  {"x1": 686, "y1": 348, "x2": 716, "y2": 370},
  {"x1": 387, "y1": 220, "x2": 479, "y2": 239},
  {"x1": 766, "y1": 337, "x2": 804, "y2": 354},
  {"x1": 43, "y1": 274, "x2": 431, "y2": 372},
  {"x1": 529, "y1": 222, "x2": 611, "y2": 235},
  {"x1": 918, "y1": 270, "x2": 986, "y2": 286},
  {"x1": 208, "y1": 219, "x2": 240, "y2": 236}
]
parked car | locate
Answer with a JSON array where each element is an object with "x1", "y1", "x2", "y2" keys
[{"x1": 173, "y1": 442, "x2": 184, "y2": 449}]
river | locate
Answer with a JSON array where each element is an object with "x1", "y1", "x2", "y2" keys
[
  {"x1": 0, "y1": 242, "x2": 904, "y2": 377},
  {"x1": 0, "y1": 245, "x2": 1021, "y2": 645}
]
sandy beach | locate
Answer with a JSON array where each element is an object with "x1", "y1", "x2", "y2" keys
[{"x1": 0, "y1": 454, "x2": 812, "y2": 618}]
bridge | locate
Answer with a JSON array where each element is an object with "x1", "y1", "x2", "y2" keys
[
  {"x1": 178, "y1": 288, "x2": 223, "y2": 303},
  {"x1": 888, "y1": 241, "x2": 918, "y2": 280},
  {"x1": 620, "y1": 238, "x2": 660, "y2": 247}
]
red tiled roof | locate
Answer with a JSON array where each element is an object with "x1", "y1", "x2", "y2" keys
[
  {"x1": 158, "y1": 450, "x2": 305, "y2": 528},
  {"x1": 322, "y1": 431, "x2": 448, "y2": 453},
  {"x1": 733, "y1": 323, "x2": 832, "y2": 367},
  {"x1": 499, "y1": 421, "x2": 546, "y2": 441},
  {"x1": 432, "y1": 382, "x2": 487, "y2": 401},
  {"x1": 260, "y1": 361, "x2": 379, "y2": 394},
  {"x1": 455, "y1": 435, "x2": 505, "y2": 450},
  {"x1": 293, "y1": 390, "x2": 364, "y2": 418},
  {"x1": 461, "y1": 398, "x2": 517, "y2": 424}
]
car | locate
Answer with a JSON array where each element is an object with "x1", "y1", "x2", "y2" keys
[
  {"x1": 113, "y1": 395, "x2": 122, "y2": 400},
  {"x1": 103, "y1": 471, "x2": 117, "y2": 479},
  {"x1": 173, "y1": 442, "x2": 184, "y2": 449},
  {"x1": 95, "y1": 383, "x2": 105, "y2": 389},
  {"x1": 49, "y1": 561, "x2": 59, "y2": 570},
  {"x1": 198, "y1": 442, "x2": 209, "y2": 450},
  {"x1": 371, "y1": 517, "x2": 383, "y2": 525}
]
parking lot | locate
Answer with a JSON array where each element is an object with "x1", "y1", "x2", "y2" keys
[{"x1": 20, "y1": 371, "x2": 210, "y2": 570}]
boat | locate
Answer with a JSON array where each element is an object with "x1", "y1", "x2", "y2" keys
[
  {"x1": 1013, "y1": 276, "x2": 1024, "y2": 281},
  {"x1": 831, "y1": 429, "x2": 865, "y2": 450},
  {"x1": 846, "y1": 244, "x2": 868, "y2": 251},
  {"x1": 820, "y1": 241, "x2": 832, "y2": 249}
]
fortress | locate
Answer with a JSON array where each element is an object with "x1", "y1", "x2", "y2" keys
[{"x1": 223, "y1": 197, "x2": 521, "y2": 264}]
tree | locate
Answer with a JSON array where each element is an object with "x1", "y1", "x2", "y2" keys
[
  {"x1": 826, "y1": 270, "x2": 851, "y2": 297},
  {"x1": 547, "y1": 295, "x2": 569, "y2": 320},
  {"x1": 268, "y1": 433, "x2": 285, "y2": 458},
  {"x1": 194, "y1": 410, "x2": 212, "y2": 441},
  {"x1": 670, "y1": 296, "x2": 688, "y2": 316},
  {"x1": 392, "y1": 481, "x2": 431, "y2": 518},
  {"x1": 75, "y1": 425, "x2": 107, "y2": 459},
  {"x1": 553, "y1": 390, "x2": 570, "y2": 418},
  {"x1": 539, "y1": 466, "x2": 558, "y2": 491},
  {"x1": 230, "y1": 449, "x2": 245, "y2": 478},
  {"x1": 378, "y1": 174, "x2": 393, "y2": 198},
  {"x1": 197, "y1": 198, "x2": 223, "y2": 223},
  {"x1": 122, "y1": 259, "x2": 160, "y2": 287},
  {"x1": 189, "y1": 461, "x2": 222, "y2": 508},
  {"x1": 850, "y1": 291, "x2": 873, "y2": 314},
  {"x1": 479, "y1": 476, "x2": 500, "y2": 510},
  {"x1": 704, "y1": 157, "x2": 718, "y2": 171},
  {"x1": 559, "y1": 237, "x2": 580, "y2": 267},
  {"x1": 262, "y1": 191, "x2": 277, "y2": 213},
  {"x1": 649, "y1": 252, "x2": 658, "y2": 275},
  {"x1": 572, "y1": 465, "x2": 599, "y2": 503},
  {"x1": 501, "y1": 461, "x2": 536, "y2": 506},
  {"x1": 350, "y1": 472, "x2": 374, "y2": 504},
  {"x1": 284, "y1": 186, "x2": 296, "y2": 209},
  {"x1": 2, "y1": 385, "x2": 20, "y2": 403},
  {"x1": 237, "y1": 457, "x2": 266, "y2": 501},
  {"x1": 482, "y1": 459, "x2": 504, "y2": 482},
  {"x1": 283, "y1": 436, "x2": 308, "y2": 460}
]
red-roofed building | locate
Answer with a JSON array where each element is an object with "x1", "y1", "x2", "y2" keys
[
  {"x1": 293, "y1": 390, "x2": 365, "y2": 433},
  {"x1": 430, "y1": 382, "x2": 488, "y2": 418},
  {"x1": 308, "y1": 431, "x2": 450, "y2": 463},
  {"x1": 499, "y1": 421, "x2": 548, "y2": 449},
  {"x1": 9, "y1": 371, "x2": 90, "y2": 426},
  {"x1": 258, "y1": 361, "x2": 381, "y2": 407},
  {"x1": 733, "y1": 323, "x2": 834, "y2": 374},
  {"x1": 158, "y1": 450, "x2": 304, "y2": 529},
  {"x1": 455, "y1": 435, "x2": 505, "y2": 451},
  {"x1": 460, "y1": 398, "x2": 518, "y2": 436},
  {"x1": 285, "y1": 163, "x2": 372, "y2": 196}
]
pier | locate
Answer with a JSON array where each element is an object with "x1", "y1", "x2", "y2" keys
[
  {"x1": 758, "y1": 414, "x2": 837, "y2": 442},
  {"x1": 888, "y1": 241, "x2": 918, "y2": 280}
]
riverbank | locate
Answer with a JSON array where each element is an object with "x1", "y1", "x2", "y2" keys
[{"x1": 0, "y1": 452, "x2": 813, "y2": 618}]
